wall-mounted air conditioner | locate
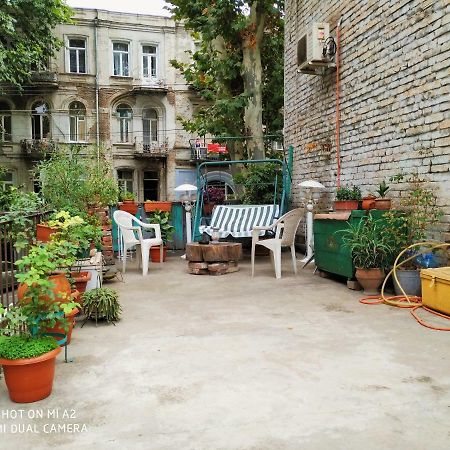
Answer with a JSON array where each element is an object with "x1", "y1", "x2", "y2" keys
[{"x1": 297, "y1": 22, "x2": 336, "y2": 75}]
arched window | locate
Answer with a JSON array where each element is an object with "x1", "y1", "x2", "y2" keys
[
  {"x1": 116, "y1": 104, "x2": 132, "y2": 143},
  {"x1": 0, "y1": 101, "x2": 12, "y2": 142},
  {"x1": 69, "y1": 101, "x2": 86, "y2": 142},
  {"x1": 143, "y1": 108, "x2": 158, "y2": 150},
  {"x1": 31, "y1": 101, "x2": 50, "y2": 139}
]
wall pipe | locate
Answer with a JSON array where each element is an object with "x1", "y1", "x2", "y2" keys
[
  {"x1": 335, "y1": 17, "x2": 343, "y2": 188},
  {"x1": 94, "y1": 11, "x2": 100, "y2": 161}
]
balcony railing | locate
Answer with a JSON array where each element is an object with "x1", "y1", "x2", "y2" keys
[
  {"x1": 21, "y1": 138, "x2": 57, "y2": 157},
  {"x1": 134, "y1": 138, "x2": 169, "y2": 157}
]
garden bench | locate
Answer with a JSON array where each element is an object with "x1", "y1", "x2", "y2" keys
[{"x1": 199, "y1": 204, "x2": 280, "y2": 239}]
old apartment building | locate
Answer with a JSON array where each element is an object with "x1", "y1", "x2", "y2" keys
[{"x1": 0, "y1": 8, "x2": 199, "y2": 201}]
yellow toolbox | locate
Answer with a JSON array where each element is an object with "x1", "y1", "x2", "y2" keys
[{"x1": 420, "y1": 267, "x2": 450, "y2": 316}]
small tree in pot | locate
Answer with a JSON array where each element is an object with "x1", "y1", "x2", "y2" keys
[
  {"x1": 340, "y1": 215, "x2": 394, "y2": 294},
  {"x1": 334, "y1": 186, "x2": 362, "y2": 211}
]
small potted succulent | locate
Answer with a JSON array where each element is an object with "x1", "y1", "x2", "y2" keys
[
  {"x1": 146, "y1": 210, "x2": 175, "y2": 262},
  {"x1": 333, "y1": 186, "x2": 362, "y2": 211},
  {"x1": 118, "y1": 191, "x2": 139, "y2": 215},
  {"x1": 203, "y1": 186, "x2": 225, "y2": 215},
  {"x1": 375, "y1": 180, "x2": 391, "y2": 210}
]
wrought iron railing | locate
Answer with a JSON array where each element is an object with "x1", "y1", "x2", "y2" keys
[
  {"x1": 134, "y1": 138, "x2": 169, "y2": 156},
  {"x1": 20, "y1": 138, "x2": 57, "y2": 156}
]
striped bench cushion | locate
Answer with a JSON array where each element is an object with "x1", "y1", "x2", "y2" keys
[{"x1": 199, "y1": 205, "x2": 280, "y2": 238}]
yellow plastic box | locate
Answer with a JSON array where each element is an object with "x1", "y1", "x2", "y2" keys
[{"x1": 420, "y1": 267, "x2": 450, "y2": 316}]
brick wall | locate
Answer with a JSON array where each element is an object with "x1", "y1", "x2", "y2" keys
[{"x1": 285, "y1": 0, "x2": 450, "y2": 232}]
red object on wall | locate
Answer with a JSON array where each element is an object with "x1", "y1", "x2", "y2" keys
[{"x1": 207, "y1": 143, "x2": 220, "y2": 153}]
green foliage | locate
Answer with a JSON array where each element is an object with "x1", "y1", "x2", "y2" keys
[
  {"x1": 233, "y1": 163, "x2": 282, "y2": 204},
  {"x1": 168, "y1": 0, "x2": 284, "y2": 159},
  {"x1": 82, "y1": 288, "x2": 121, "y2": 323},
  {"x1": 120, "y1": 190, "x2": 136, "y2": 201},
  {"x1": 339, "y1": 215, "x2": 394, "y2": 269},
  {"x1": 0, "y1": 0, "x2": 73, "y2": 91},
  {"x1": 0, "y1": 335, "x2": 58, "y2": 360},
  {"x1": 336, "y1": 186, "x2": 362, "y2": 201},
  {"x1": 376, "y1": 180, "x2": 390, "y2": 198},
  {"x1": 147, "y1": 210, "x2": 175, "y2": 244},
  {"x1": 38, "y1": 146, "x2": 119, "y2": 213}
]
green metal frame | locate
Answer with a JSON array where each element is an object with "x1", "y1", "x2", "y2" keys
[{"x1": 192, "y1": 145, "x2": 294, "y2": 241}]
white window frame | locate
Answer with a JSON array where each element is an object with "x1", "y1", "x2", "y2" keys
[
  {"x1": 142, "y1": 108, "x2": 158, "y2": 148},
  {"x1": 117, "y1": 169, "x2": 134, "y2": 194},
  {"x1": 0, "y1": 102, "x2": 12, "y2": 142},
  {"x1": 112, "y1": 41, "x2": 130, "y2": 77},
  {"x1": 142, "y1": 44, "x2": 158, "y2": 79},
  {"x1": 116, "y1": 104, "x2": 133, "y2": 143},
  {"x1": 31, "y1": 101, "x2": 51, "y2": 140},
  {"x1": 0, "y1": 170, "x2": 14, "y2": 191},
  {"x1": 69, "y1": 101, "x2": 86, "y2": 142},
  {"x1": 66, "y1": 37, "x2": 87, "y2": 74}
]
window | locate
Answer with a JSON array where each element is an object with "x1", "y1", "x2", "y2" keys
[
  {"x1": 69, "y1": 101, "x2": 86, "y2": 142},
  {"x1": 68, "y1": 39, "x2": 86, "y2": 74},
  {"x1": 0, "y1": 171, "x2": 14, "y2": 191},
  {"x1": 117, "y1": 170, "x2": 133, "y2": 194},
  {"x1": 142, "y1": 108, "x2": 158, "y2": 149},
  {"x1": 116, "y1": 104, "x2": 132, "y2": 143},
  {"x1": 143, "y1": 171, "x2": 158, "y2": 201},
  {"x1": 113, "y1": 42, "x2": 129, "y2": 76},
  {"x1": 0, "y1": 101, "x2": 12, "y2": 142},
  {"x1": 142, "y1": 45, "x2": 157, "y2": 78},
  {"x1": 31, "y1": 101, "x2": 50, "y2": 139}
]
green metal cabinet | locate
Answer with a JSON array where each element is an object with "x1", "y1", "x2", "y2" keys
[{"x1": 313, "y1": 210, "x2": 388, "y2": 279}]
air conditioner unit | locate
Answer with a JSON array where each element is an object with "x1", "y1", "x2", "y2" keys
[{"x1": 297, "y1": 22, "x2": 335, "y2": 75}]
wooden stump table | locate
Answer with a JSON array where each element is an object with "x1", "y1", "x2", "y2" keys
[{"x1": 186, "y1": 242, "x2": 243, "y2": 275}]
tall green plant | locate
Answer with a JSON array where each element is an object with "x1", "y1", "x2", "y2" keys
[{"x1": 147, "y1": 210, "x2": 175, "y2": 244}]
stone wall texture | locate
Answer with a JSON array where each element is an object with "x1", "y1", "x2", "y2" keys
[{"x1": 285, "y1": 0, "x2": 450, "y2": 232}]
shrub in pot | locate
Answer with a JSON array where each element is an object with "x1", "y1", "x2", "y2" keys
[
  {"x1": 202, "y1": 186, "x2": 225, "y2": 215},
  {"x1": 118, "y1": 191, "x2": 139, "y2": 215},
  {"x1": 334, "y1": 186, "x2": 361, "y2": 211},
  {"x1": 339, "y1": 215, "x2": 394, "y2": 294},
  {"x1": 375, "y1": 180, "x2": 391, "y2": 210},
  {"x1": 146, "y1": 210, "x2": 175, "y2": 262},
  {"x1": 144, "y1": 200, "x2": 173, "y2": 213},
  {"x1": 82, "y1": 288, "x2": 121, "y2": 323}
]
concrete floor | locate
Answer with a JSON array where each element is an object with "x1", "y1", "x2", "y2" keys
[{"x1": 1, "y1": 251, "x2": 450, "y2": 450}]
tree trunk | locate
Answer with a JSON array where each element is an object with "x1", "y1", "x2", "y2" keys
[{"x1": 241, "y1": 2, "x2": 265, "y2": 160}]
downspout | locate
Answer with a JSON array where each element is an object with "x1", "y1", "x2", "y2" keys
[
  {"x1": 94, "y1": 11, "x2": 100, "y2": 161},
  {"x1": 335, "y1": 17, "x2": 343, "y2": 188}
]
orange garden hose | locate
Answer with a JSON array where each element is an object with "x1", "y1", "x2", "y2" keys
[
  {"x1": 335, "y1": 19, "x2": 342, "y2": 188},
  {"x1": 359, "y1": 242, "x2": 450, "y2": 331}
]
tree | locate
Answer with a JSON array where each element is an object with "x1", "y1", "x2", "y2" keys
[
  {"x1": 168, "y1": 0, "x2": 284, "y2": 160},
  {"x1": 0, "y1": 0, "x2": 72, "y2": 92}
]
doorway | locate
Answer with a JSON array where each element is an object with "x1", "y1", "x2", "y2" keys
[{"x1": 143, "y1": 170, "x2": 158, "y2": 201}]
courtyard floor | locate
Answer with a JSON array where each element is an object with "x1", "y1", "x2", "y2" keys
[{"x1": 1, "y1": 251, "x2": 450, "y2": 449}]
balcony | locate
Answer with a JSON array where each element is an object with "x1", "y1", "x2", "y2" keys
[
  {"x1": 30, "y1": 71, "x2": 59, "y2": 89},
  {"x1": 134, "y1": 138, "x2": 169, "y2": 158},
  {"x1": 131, "y1": 78, "x2": 168, "y2": 94},
  {"x1": 21, "y1": 139, "x2": 57, "y2": 158},
  {"x1": 189, "y1": 141, "x2": 230, "y2": 162}
]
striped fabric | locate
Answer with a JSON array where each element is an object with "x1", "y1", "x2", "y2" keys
[{"x1": 199, "y1": 204, "x2": 280, "y2": 238}]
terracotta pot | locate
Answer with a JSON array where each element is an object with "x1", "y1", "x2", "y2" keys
[
  {"x1": 0, "y1": 346, "x2": 61, "y2": 403},
  {"x1": 70, "y1": 271, "x2": 92, "y2": 294},
  {"x1": 375, "y1": 198, "x2": 392, "y2": 210},
  {"x1": 203, "y1": 203, "x2": 215, "y2": 215},
  {"x1": 355, "y1": 268, "x2": 385, "y2": 294},
  {"x1": 362, "y1": 197, "x2": 376, "y2": 210},
  {"x1": 102, "y1": 236, "x2": 113, "y2": 246},
  {"x1": 150, "y1": 245, "x2": 167, "y2": 263},
  {"x1": 144, "y1": 201, "x2": 172, "y2": 213},
  {"x1": 45, "y1": 308, "x2": 79, "y2": 345},
  {"x1": 333, "y1": 200, "x2": 359, "y2": 211},
  {"x1": 18, "y1": 273, "x2": 72, "y2": 305},
  {"x1": 118, "y1": 202, "x2": 139, "y2": 215},
  {"x1": 36, "y1": 224, "x2": 59, "y2": 243}
]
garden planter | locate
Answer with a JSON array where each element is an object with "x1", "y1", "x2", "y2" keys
[
  {"x1": 0, "y1": 346, "x2": 61, "y2": 403},
  {"x1": 45, "y1": 308, "x2": 79, "y2": 345},
  {"x1": 119, "y1": 201, "x2": 139, "y2": 215},
  {"x1": 355, "y1": 268, "x2": 385, "y2": 294},
  {"x1": 70, "y1": 271, "x2": 92, "y2": 294},
  {"x1": 102, "y1": 236, "x2": 113, "y2": 246},
  {"x1": 18, "y1": 273, "x2": 72, "y2": 305},
  {"x1": 36, "y1": 224, "x2": 59, "y2": 242},
  {"x1": 333, "y1": 200, "x2": 359, "y2": 211},
  {"x1": 375, "y1": 198, "x2": 392, "y2": 210},
  {"x1": 362, "y1": 197, "x2": 376, "y2": 210},
  {"x1": 394, "y1": 269, "x2": 421, "y2": 296},
  {"x1": 150, "y1": 245, "x2": 167, "y2": 263},
  {"x1": 144, "y1": 201, "x2": 172, "y2": 213}
]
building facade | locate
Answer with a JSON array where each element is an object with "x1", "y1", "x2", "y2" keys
[
  {"x1": 285, "y1": 0, "x2": 450, "y2": 229},
  {"x1": 0, "y1": 8, "x2": 200, "y2": 201}
]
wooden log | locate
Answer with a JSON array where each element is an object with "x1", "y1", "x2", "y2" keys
[
  {"x1": 208, "y1": 262, "x2": 229, "y2": 275},
  {"x1": 202, "y1": 243, "x2": 242, "y2": 262},
  {"x1": 225, "y1": 261, "x2": 239, "y2": 273},
  {"x1": 188, "y1": 261, "x2": 209, "y2": 275},
  {"x1": 186, "y1": 243, "x2": 204, "y2": 262}
]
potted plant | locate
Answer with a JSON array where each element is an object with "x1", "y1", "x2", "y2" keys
[
  {"x1": 361, "y1": 193, "x2": 376, "y2": 210},
  {"x1": 118, "y1": 191, "x2": 139, "y2": 215},
  {"x1": 82, "y1": 288, "x2": 121, "y2": 324},
  {"x1": 384, "y1": 173, "x2": 443, "y2": 295},
  {"x1": 144, "y1": 200, "x2": 173, "y2": 213},
  {"x1": 202, "y1": 186, "x2": 225, "y2": 215},
  {"x1": 146, "y1": 210, "x2": 175, "y2": 262},
  {"x1": 334, "y1": 186, "x2": 361, "y2": 211},
  {"x1": 340, "y1": 215, "x2": 394, "y2": 293},
  {"x1": 375, "y1": 180, "x2": 391, "y2": 210}
]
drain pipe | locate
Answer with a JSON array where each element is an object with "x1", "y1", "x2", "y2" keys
[
  {"x1": 94, "y1": 11, "x2": 100, "y2": 161},
  {"x1": 335, "y1": 17, "x2": 343, "y2": 188}
]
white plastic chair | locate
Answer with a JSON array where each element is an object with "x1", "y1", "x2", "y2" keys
[
  {"x1": 251, "y1": 208, "x2": 304, "y2": 279},
  {"x1": 113, "y1": 210, "x2": 164, "y2": 276}
]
